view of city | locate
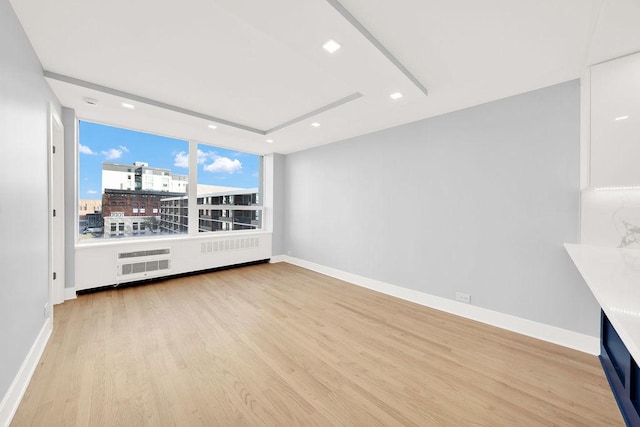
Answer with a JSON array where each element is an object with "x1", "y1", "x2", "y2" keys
[{"x1": 78, "y1": 121, "x2": 261, "y2": 240}]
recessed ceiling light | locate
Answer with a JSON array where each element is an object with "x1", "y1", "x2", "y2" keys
[
  {"x1": 311, "y1": 122, "x2": 321, "y2": 127},
  {"x1": 208, "y1": 124, "x2": 217, "y2": 129},
  {"x1": 121, "y1": 102, "x2": 135, "y2": 109},
  {"x1": 322, "y1": 39, "x2": 341, "y2": 54},
  {"x1": 83, "y1": 97, "x2": 99, "y2": 106},
  {"x1": 390, "y1": 92, "x2": 403, "y2": 100},
  {"x1": 266, "y1": 139, "x2": 274, "y2": 143},
  {"x1": 615, "y1": 115, "x2": 629, "y2": 121}
]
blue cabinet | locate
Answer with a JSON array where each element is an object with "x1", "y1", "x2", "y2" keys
[{"x1": 601, "y1": 312, "x2": 640, "y2": 426}]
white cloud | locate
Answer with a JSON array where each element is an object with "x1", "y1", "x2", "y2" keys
[
  {"x1": 79, "y1": 144, "x2": 96, "y2": 155},
  {"x1": 87, "y1": 189, "x2": 98, "y2": 194},
  {"x1": 119, "y1": 145, "x2": 130, "y2": 153},
  {"x1": 175, "y1": 149, "x2": 218, "y2": 167},
  {"x1": 102, "y1": 148, "x2": 124, "y2": 160},
  {"x1": 203, "y1": 157, "x2": 242, "y2": 174},
  {"x1": 174, "y1": 151, "x2": 189, "y2": 168},
  {"x1": 198, "y1": 149, "x2": 216, "y2": 164}
]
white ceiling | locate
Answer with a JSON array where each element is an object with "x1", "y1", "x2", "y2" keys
[{"x1": 9, "y1": 0, "x2": 640, "y2": 155}]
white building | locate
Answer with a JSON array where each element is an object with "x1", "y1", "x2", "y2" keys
[
  {"x1": 102, "y1": 214, "x2": 160, "y2": 239},
  {"x1": 102, "y1": 161, "x2": 188, "y2": 194},
  {"x1": 160, "y1": 187, "x2": 261, "y2": 234}
]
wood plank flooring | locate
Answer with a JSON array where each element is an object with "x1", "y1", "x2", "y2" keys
[{"x1": 12, "y1": 262, "x2": 623, "y2": 426}]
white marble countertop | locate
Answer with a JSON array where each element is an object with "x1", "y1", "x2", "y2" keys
[{"x1": 565, "y1": 244, "x2": 640, "y2": 362}]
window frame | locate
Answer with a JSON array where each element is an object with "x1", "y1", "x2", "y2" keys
[{"x1": 76, "y1": 120, "x2": 265, "y2": 244}]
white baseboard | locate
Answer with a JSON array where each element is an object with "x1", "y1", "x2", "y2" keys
[
  {"x1": 280, "y1": 256, "x2": 599, "y2": 355},
  {"x1": 0, "y1": 318, "x2": 52, "y2": 427},
  {"x1": 269, "y1": 254, "x2": 287, "y2": 264},
  {"x1": 63, "y1": 287, "x2": 77, "y2": 301}
]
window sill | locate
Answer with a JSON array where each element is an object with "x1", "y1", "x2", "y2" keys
[{"x1": 76, "y1": 229, "x2": 271, "y2": 249}]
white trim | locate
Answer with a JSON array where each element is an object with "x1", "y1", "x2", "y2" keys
[
  {"x1": 48, "y1": 104, "x2": 65, "y2": 306},
  {"x1": 0, "y1": 318, "x2": 52, "y2": 427},
  {"x1": 269, "y1": 254, "x2": 287, "y2": 263},
  {"x1": 187, "y1": 140, "x2": 199, "y2": 237},
  {"x1": 64, "y1": 287, "x2": 77, "y2": 301},
  {"x1": 281, "y1": 256, "x2": 599, "y2": 355}
]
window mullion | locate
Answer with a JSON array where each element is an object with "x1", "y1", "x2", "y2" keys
[{"x1": 188, "y1": 140, "x2": 199, "y2": 235}]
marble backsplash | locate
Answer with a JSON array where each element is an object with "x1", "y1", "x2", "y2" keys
[{"x1": 582, "y1": 190, "x2": 640, "y2": 248}]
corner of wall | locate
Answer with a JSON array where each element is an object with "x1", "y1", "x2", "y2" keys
[
  {"x1": 270, "y1": 153, "x2": 286, "y2": 256},
  {"x1": 61, "y1": 107, "x2": 77, "y2": 289}
]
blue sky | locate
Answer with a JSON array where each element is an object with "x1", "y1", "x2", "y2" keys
[{"x1": 79, "y1": 121, "x2": 260, "y2": 200}]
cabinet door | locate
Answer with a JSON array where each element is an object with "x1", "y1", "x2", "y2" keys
[{"x1": 591, "y1": 52, "x2": 640, "y2": 188}]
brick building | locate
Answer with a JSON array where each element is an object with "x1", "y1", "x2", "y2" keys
[
  {"x1": 102, "y1": 189, "x2": 184, "y2": 218},
  {"x1": 102, "y1": 189, "x2": 185, "y2": 238}
]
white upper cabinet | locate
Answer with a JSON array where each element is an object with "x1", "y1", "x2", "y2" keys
[{"x1": 590, "y1": 52, "x2": 640, "y2": 188}]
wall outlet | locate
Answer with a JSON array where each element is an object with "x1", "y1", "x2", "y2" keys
[
  {"x1": 455, "y1": 292, "x2": 471, "y2": 304},
  {"x1": 287, "y1": 251, "x2": 292, "y2": 256}
]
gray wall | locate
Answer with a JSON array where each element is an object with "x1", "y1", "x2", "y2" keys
[
  {"x1": 62, "y1": 107, "x2": 76, "y2": 288},
  {"x1": 0, "y1": 0, "x2": 60, "y2": 399},
  {"x1": 271, "y1": 153, "x2": 286, "y2": 256},
  {"x1": 284, "y1": 80, "x2": 600, "y2": 336}
]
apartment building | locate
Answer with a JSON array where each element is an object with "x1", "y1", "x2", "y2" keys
[
  {"x1": 100, "y1": 189, "x2": 184, "y2": 238},
  {"x1": 160, "y1": 189, "x2": 260, "y2": 234},
  {"x1": 102, "y1": 161, "x2": 188, "y2": 193}
]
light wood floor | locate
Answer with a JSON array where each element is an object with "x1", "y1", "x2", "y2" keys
[{"x1": 13, "y1": 262, "x2": 623, "y2": 426}]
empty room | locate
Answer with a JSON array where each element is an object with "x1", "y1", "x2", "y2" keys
[{"x1": 2, "y1": 0, "x2": 640, "y2": 425}]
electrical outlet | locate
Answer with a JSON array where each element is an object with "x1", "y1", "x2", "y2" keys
[
  {"x1": 456, "y1": 292, "x2": 471, "y2": 304},
  {"x1": 287, "y1": 251, "x2": 292, "y2": 256}
]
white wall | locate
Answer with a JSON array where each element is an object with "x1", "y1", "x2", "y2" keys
[
  {"x1": 75, "y1": 232, "x2": 271, "y2": 291},
  {"x1": 284, "y1": 80, "x2": 600, "y2": 336},
  {"x1": 0, "y1": 0, "x2": 60, "y2": 400}
]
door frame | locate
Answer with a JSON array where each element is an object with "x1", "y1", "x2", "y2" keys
[{"x1": 48, "y1": 103, "x2": 64, "y2": 309}]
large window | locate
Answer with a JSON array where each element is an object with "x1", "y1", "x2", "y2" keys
[
  {"x1": 195, "y1": 143, "x2": 262, "y2": 233},
  {"x1": 78, "y1": 121, "x2": 262, "y2": 241}
]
